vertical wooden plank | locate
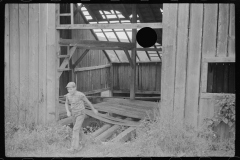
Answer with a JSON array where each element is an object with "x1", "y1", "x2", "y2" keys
[
  {"x1": 55, "y1": 4, "x2": 60, "y2": 121},
  {"x1": 228, "y1": 4, "x2": 235, "y2": 57},
  {"x1": 5, "y1": 4, "x2": 10, "y2": 122},
  {"x1": 46, "y1": 4, "x2": 56, "y2": 123},
  {"x1": 130, "y1": 4, "x2": 137, "y2": 100},
  {"x1": 198, "y1": 98, "x2": 214, "y2": 127},
  {"x1": 217, "y1": 4, "x2": 229, "y2": 57},
  {"x1": 173, "y1": 4, "x2": 189, "y2": 125},
  {"x1": 161, "y1": 3, "x2": 178, "y2": 119},
  {"x1": 9, "y1": 4, "x2": 20, "y2": 123},
  {"x1": 185, "y1": 4, "x2": 203, "y2": 128},
  {"x1": 202, "y1": 4, "x2": 218, "y2": 57},
  {"x1": 19, "y1": 4, "x2": 29, "y2": 125},
  {"x1": 38, "y1": 4, "x2": 48, "y2": 124},
  {"x1": 201, "y1": 62, "x2": 208, "y2": 93},
  {"x1": 28, "y1": 4, "x2": 39, "y2": 126},
  {"x1": 70, "y1": 3, "x2": 74, "y2": 25}
]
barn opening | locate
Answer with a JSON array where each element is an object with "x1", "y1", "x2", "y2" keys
[{"x1": 58, "y1": 3, "x2": 163, "y2": 102}]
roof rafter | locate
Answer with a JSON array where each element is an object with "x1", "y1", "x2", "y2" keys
[
  {"x1": 84, "y1": 4, "x2": 121, "y2": 62},
  {"x1": 78, "y1": 5, "x2": 112, "y2": 63},
  {"x1": 110, "y1": 4, "x2": 140, "y2": 61}
]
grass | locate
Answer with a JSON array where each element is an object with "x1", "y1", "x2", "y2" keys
[{"x1": 5, "y1": 106, "x2": 235, "y2": 157}]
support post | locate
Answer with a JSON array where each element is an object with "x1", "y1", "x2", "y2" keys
[{"x1": 130, "y1": 4, "x2": 137, "y2": 100}]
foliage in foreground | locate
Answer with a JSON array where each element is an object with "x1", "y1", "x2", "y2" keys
[{"x1": 5, "y1": 105, "x2": 235, "y2": 157}]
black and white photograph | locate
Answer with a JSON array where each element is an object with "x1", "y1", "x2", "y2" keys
[{"x1": 4, "y1": 2, "x2": 235, "y2": 157}]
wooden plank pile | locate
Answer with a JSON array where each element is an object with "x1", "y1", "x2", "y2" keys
[{"x1": 58, "y1": 97, "x2": 158, "y2": 142}]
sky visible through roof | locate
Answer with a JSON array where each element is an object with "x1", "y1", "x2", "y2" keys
[{"x1": 79, "y1": 4, "x2": 162, "y2": 62}]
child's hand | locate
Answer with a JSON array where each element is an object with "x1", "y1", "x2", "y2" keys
[
  {"x1": 93, "y1": 109, "x2": 98, "y2": 115},
  {"x1": 67, "y1": 111, "x2": 71, "y2": 117}
]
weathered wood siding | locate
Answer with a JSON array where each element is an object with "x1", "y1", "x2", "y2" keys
[
  {"x1": 5, "y1": 4, "x2": 57, "y2": 125},
  {"x1": 59, "y1": 6, "x2": 110, "y2": 96},
  {"x1": 112, "y1": 63, "x2": 161, "y2": 92},
  {"x1": 161, "y1": 3, "x2": 235, "y2": 134}
]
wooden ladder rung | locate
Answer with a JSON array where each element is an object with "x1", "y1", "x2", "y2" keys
[
  {"x1": 58, "y1": 55, "x2": 70, "y2": 58},
  {"x1": 58, "y1": 68, "x2": 71, "y2": 71}
]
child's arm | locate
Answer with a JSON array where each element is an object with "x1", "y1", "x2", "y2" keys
[
  {"x1": 83, "y1": 96, "x2": 98, "y2": 114},
  {"x1": 65, "y1": 97, "x2": 71, "y2": 117}
]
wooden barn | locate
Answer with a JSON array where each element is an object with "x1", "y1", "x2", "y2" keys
[{"x1": 4, "y1": 3, "x2": 235, "y2": 139}]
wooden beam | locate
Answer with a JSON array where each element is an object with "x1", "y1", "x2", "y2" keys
[
  {"x1": 91, "y1": 124, "x2": 112, "y2": 138},
  {"x1": 202, "y1": 56, "x2": 235, "y2": 62},
  {"x1": 55, "y1": 4, "x2": 60, "y2": 121},
  {"x1": 75, "y1": 64, "x2": 111, "y2": 72},
  {"x1": 111, "y1": 127, "x2": 136, "y2": 142},
  {"x1": 112, "y1": 61, "x2": 161, "y2": 64},
  {"x1": 56, "y1": 23, "x2": 163, "y2": 29},
  {"x1": 95, "y1": 125, "x2": 121, "y2": 141},
  {"x1": 70, "y1": 3, "x2": 74, "y2": 25},
  {"x1": 83, "y1": 87, "x2": 111, "y2": 95},
  {"x1": 123, "y1": 50, "x2": 134, "y2": 68},
  {"x1": 130, "y1": 4, "x2": 137, "y2": 100},
  {"x1": 72, "y1": 49, "x2": 90, "y2": 68},
  {"x1": 113, "y1": 90, "x2": 160, "y2": 94},
  {"x1": 200, "y1": 93, "x2": 235, "y2": 99},
  {"x1": 59, "y1": 39, "x2": 134, "y2": 50},
  {"x1": 136, "y1": 48, "x2": 162, "y2": 52}
]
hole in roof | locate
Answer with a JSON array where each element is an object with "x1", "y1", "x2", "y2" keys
[
  {"x1": 103, "y1": 29, "x2": 112, "y2": 32},
  {"x1": 81, "y1": 7, "x2": 87, "y2": 11},
  {"x1": 121, "y1": 20, "x2": 130, "y2": 23},
  {"x1": 114, "y1": 29, "x2": 123, "y2": 31},
  {"x1": 77, "y1": 3, "x2": 81, "y2": 6},
  {"x1": 95, "y1": 33, "x2": 107, "y2": 41},
  {"x1": 137, "y1": 51, "x2": 151, "y2": 61},
  {"x1": 85, "y1": 16, "x2": 92, "y2": 20},
  {"x1": 99, "y1": 21, "x2": 108, "y2": 23},
  {"x1": 129, "y1": 14, "x2": 139, "y2": 18},
  {"x1": 116, "y1": 32, "x2": 129, "y2": 42},
  {"x1": 117, "y1": 14, "x2": 125, "y2": 19},
  {"x1": 93, "y1": 29, "x2": 102, "y2": 32},
  {"x1": 115, "y1": 50, "x2": 128, "y2": 62},
  {"x1": 106, "y1": 15, "x2": 117, "y2": 19},
  {"x1": 105, "y1": 50, "x2": 119, "y2": 62},
  {"x1": 151, "y1": 57, "x2": 160, "y2": 61},
  {"x1": 104, "y1": 11, "x2": 112, "y2": 15},
  {"x1": 99, "y1": 10, "x2": 103, "y2": 14},
  {"x1": 89, "y1": 22, "x2": 97, "y2": 24},
  {"x1": 82, "y1": 11, "x2": 90, "y2": 16},
  {"x1": 110, "y1": 21, "x2": 120, "y2": 23},
  {"x1": 101, "y1": 15, "x2": 106, "y2": 19},
  {"x1": 105, "y1": 32, "x2": 118, "y2": 41}
]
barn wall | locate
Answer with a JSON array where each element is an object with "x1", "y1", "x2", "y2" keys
[
  {"x1": 112, "y1": 63, "x2": 161, "y2": 93},
  {"x1": 161, "y1": 3, "x2": 235, "y2": 134},
  {"x1": 5, "y1": 4, "x2": 57, "y2": 125},
  {"x1": 59, "y1": 7, "x2": 110, "y2": 96}
]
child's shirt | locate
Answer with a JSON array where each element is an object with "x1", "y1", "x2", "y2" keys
[{"x1": 65, "y1": 91, "x2": 86, "y2": 116}]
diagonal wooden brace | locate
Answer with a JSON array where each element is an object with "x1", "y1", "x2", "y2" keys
[
  {"x1": 123, "y1": 49, "x2": 134, "y2": 68},
  {"x1": 57, "y1": 46, "x2": 77, "y2": 78}
]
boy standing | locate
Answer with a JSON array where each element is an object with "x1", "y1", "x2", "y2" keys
[{"x1": 65, "y1": 82, "x2": 98, "y2": 152}]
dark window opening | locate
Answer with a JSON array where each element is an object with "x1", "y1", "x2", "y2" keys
[{"x1": 207, "y1": 63, "x2": 235, "y2": 93}]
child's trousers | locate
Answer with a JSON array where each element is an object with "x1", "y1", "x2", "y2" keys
[{"x1": 71, "y1": 112, "x2": 85, "y2": 149}]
